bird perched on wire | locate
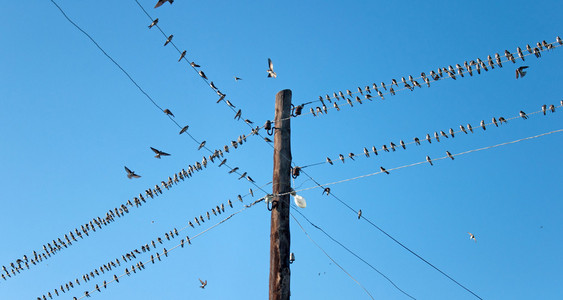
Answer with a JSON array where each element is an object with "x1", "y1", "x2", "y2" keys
[
  {"x1": 148, "y1": 18, "x2": 159, "y2": 29},
  {"x1": 267, "y1": 58, "x2": 277, "y2": 78},
  {"x1": 179, "y1": 125, "x2": 189, "y2": 135},
  {"x1": 357, "y1": 210, "x2": 362, "y2": 219},
  {"x1": 426, "y1": 156, "x2": 433, "y2": 166},
  {"x1": 178, "y1": 50, "x2": 186, "y2": 62},
  {"x1": 164, "y1": 35, "x2": 173, "y2": 46},
  {"x1": 150, "y1": 147, "x2": 170, "y2": 159},
  {"x1": 516, "y1": 66, "x2": 529, "y2": 79},
  {"x1": 520, "y1": 111, "x2": 528, "y2": 119},
  {"x1": 198, "y1": 141, "x2": 206, "y2": 150},
  {"x1": 446, "y1": 151, "x2": 454, "y2": 160},
  {"x1": 380, "y1": 167, "x2": 389, "y2": 174},
  {"x1": 199, "y1": 278, "x2": 208, "y2": 289},
  {"x1": 124, "y1": 166, "x2": 141, "y2": 179},
  {"x1": 163, "y1": 109, "x2": 174, "y2": 117},
  {"x1": 154, "y1": 0, "x2": 173, "y2": 8}
]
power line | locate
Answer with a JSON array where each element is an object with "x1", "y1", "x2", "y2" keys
[
  {"x1": 299, "y1": 104, "x2": 561, "y2": 169},
  {"x1": 276, "y1": 39, "x2": 562, "y2": 122},
  {"x1": 290, "y1": 213, "x2": 375, "y2": 300},
  {"x1": 293, "y1": 128, "x2": 563, "y2": 195},
  {"x1": 73, "y1": 197, "x2": 265, "y2": 300},
  {"x1": 291, "y1": 208, "x2": 417, "y2": 299}
]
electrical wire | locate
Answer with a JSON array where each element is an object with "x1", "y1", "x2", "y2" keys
[
  {"x1": 299, "y1": 104, "x2": 561, "y2": 169},
  {"x1": 274, "y1": 40, "x2": 562, "y2": 122},
  {"x1": 291, "y1": 208, "x2": 417, "y2": 299},
  {"x1": 292, "y1": 128, "x2": 562, "y2": 195},
  {"x1": 290, "y1": 213, "x2": 375, "y2": 300},
  {"x1": 74, "y1": 197, "x2": 265, "y2": 300}
]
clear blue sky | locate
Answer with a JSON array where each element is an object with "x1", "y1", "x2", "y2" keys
[{"x1": 1, "y1": 1, "x2": 562, "y2": 299}]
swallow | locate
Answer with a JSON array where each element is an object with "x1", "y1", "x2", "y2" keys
[
  {"x1": 468, "y1": 232, "x2": 476, "y2": 242},
  {"x1": 449, "y1": 128, "x2": 455, "y2": 138},
  {"x1": 179, "y1": 125, "x2": 189, "y2": 134},
  {"x1": 228, "y1": 167, "x2": 239, "y2": 173},
  {"x1": 549, "y1": 104, "x2": 555, "y2": 113},
  {"x1": 326, "y1": 157, "x2": 333, "y2": 165},
  {"x1": 505, "y1": 50, "x2": 515, "y2": 63},
  {"x1": 558, "y1": 36, "x2": 562, "y2": 45},
  {"x1": 495, "y1": 53, "x2": 502, "y2": 67},
  {"x1": 209, "y1": 81, "x2": 218, "y2": 90},
  {"x1": 378, "y1": 90, "x2": 384, "y2": 99},
  {"x1": 228, "y1": 199, "x2": 233, "y2": 208},
  {"x1": 434, "y1": 132, "x2": 440, "y2": 142},
  {"x1": 380, "y1": 167, "x2": 389, "y2": 174},
  {"x1": 197, "y1": 141, "x2": 206, "y2": 150},
  {"x1": 363, "y1": 147, "x2": 370, "y2": 157},
  {"x1": 333, "y1": 102, "x2": 340, "y2": 111},
  {"x1": 164, "y1": 35, "x2": 173, "y2": 46},
  {"x1": 198, "y1": 71, "x2": 208, "y2": 80},
  {"x1": 517, "y1": 47, "x2": 525, "y2": 61},
  {"x1": 348, "y1": 153, "x2": 355, "y2": 160},
  {"x1": 446, "y1": 151, "x2": 454, "y2": 160},
  {"x1": 339, "y1": 154, "x2": 345, "y2": 163},
  {"x1": 177, "y1": 50, "x2": 187, "y2": 62},
  {"x1": 382, "y1": 145, "x2": 389, "y2": 152},
  {"x1": 148, "y1": 18, "x2": 159, "y2": 28},
  {"x1": 400, "y1": 140, "x2": 406, "y2": 149},
  {"x1": 124, "y1": 166, "x2": 141, "y2": 179},
  {"x1": 414, "y1": 137, "x2": 420, "y2": 145},
  {"x1": 218, "y1": 159, "x2": 227, "y2": 167},
  {"x1": 430, "y1": 70, "x2": 439, "y2": 80},
  {"x1": 520, "y1": 110, "x2": 528, "y2": 119},
  {"x1": 190, "y1": 62, "x2": 201, "y2": 68},
  {"x1": 467, "y1": 123, "x2": 473, "y2": 133},
  {"x1": 499, "y1": 117, "x2": 507, "y2": 124},
  {"x1": 267, "y1": 58, "x2": 277, "y2": 78},
  {"x1": 492, "y1": 117, "x2": 498, "y2": 127},
  {"x1": 199, "y1": 278, "x2": 207, "y2": 289},
  {"x1": 372, "y1": 146, "x2": 378, "y2": 155},
  {"x1": 389, "y1": 87, "x2": 395, "y2": 95},
  {"x1": 380, "y1": 81, "x2": 387, "y2": 90},
  {"x1": 426, "y1": 156, "x2": 433, "y2": 166},
  {"x1": 456, "y1": 64, "x2": 464, "y2": 77},
  {"x1": 163, "y1": 109, "x2": 174, "y2": 117},
  {"x1": 234, "y1": 109, "x2": 242, "y2": 120},
  {"x1": 516, "y1": 66, "x2": 529, "y2": 79},
  {"x1": 226, "y1": 100, "x2": 236, "y2": 108},
  {"x1": 440, "y1": 130, "x2": 448, "y2": 138},
  {"x1": 460, "y1": 124, "x2": 467, "y2": 134},
  {"x1": 391, "y1": 79, "x2": 398, "y2": 87},
  {"x1": 480, "y1": 120, "x2": 486, "y2": 130},
  {"x1": 346, "y1": 98, "x2": 353, "y2": 107},
  {"x1": 114, "y1": 274, "x2": 119, "y2": 283},
  {"x1": 154, "y1": 0, "x2": 173, "y2": 8},
  {"x1": 238, "y1": 172, "x2": 247, "y2": 180},
  {"x1": 234, "y1": 76, "x2": 242, "y2": 81},
  {"x1": 150, "y1": 147, "x2": 170, "y2": 159},
  {"x1": 357, "y1": 210, "x2": 362, "y2": 219},
  {"x1": 389, "y1": 142, "x2": 396, "y2": 151},
  {"x1": 247, "y1": 176, "x2": 255, "y2": 183},
  {"x1": 534, "y1": 47, "x2": 541, "y2": 58},
  {"x1": 426, "y1": 134, "x2": 432, "y2": 144}
]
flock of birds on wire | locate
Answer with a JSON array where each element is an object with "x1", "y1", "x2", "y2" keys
[{"x1": 4, "y1": 1, "x2": 561, "y2": 298}]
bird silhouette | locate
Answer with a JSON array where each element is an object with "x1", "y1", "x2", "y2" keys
[
  {"x1": 124, "y1": 166, "x2": 141, "y2": 179},
  {"x1": 154, "y1": 0, "x2": 173, "y2": 8},
  {"x1": 150, "y1": 147, "x2": 170, "y2": 159},
  {"x1": 267, "y1": 58, "x2": 277, "y2": 78}
]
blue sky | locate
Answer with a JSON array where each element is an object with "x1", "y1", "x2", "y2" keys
[{"x1": 1, "y1": 1, "x2": 562, "y2": 299}]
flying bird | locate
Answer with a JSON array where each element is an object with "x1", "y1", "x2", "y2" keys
[
  {"x1": 148, "y1": 18, "x2": 159, "y2": 29},
  {"x1": 124, "y1": 166, "x2": 141, "y2": 179},
  {"x1": 267, "y1": 58, "x2": 277, "y2": 78},
  {"x1": 154, "y1": 0, "x2": 173, "y2": 8},
  {"x1": 516, "y1": 66, "x2": 529, "y2": 79},
  {"x1": 199, "y1": 278, "x2": 207, "y2": 289},
  {"x1": 234, "y1": 77, "x2": 242, "y2": 81},
  {"x1": 150, "y1": 147, "x2": 170, "y2": 159},
  {"x1": 468, "y1": 232, "x2": 476, "y2": 242}
]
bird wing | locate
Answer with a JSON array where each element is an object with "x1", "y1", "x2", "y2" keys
[
  {"x1": 150, "y1": 147, "x2": 160, "y2": 154},
  {"x1": 268, "y1": 58, "x2": 274, "y2": 70},
  {"x1": 199, "y1": 278, "x2": 205, "y2": 285},
  {"x1": 160, "y1": 151, "x2": 170, "y2": 156},
  {"x1": 154, "y1": 0, "x2": 164, "y2": 8},
  {"x1": 124, "y1": 166, "x2": 132, "y2": 174}
]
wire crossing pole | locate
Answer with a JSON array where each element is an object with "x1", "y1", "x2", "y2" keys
[{"x1": 269, "y1": 89, "x2": 292, "y2": 300}]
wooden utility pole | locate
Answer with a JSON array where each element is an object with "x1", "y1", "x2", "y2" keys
[{"x1": 269, "y1": 89, "x2": 292, "y2": 300}]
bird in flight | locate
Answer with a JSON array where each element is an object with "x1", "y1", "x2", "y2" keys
[
  {"x1": 154, "y1": 0, "x2": 173, "y2": 8},
  {"x1": 267, "y1": 58, "x2": 277, "y2": 78},
  {"x1": 124, "y1": 166, "x2": 141, "y2": 179},
  {"x1": 150, "y1": 147, "x2": 170, "y2": 159},
  {"x1": 468, "y1": 232, "x2": 476, "y2": 242},
  {"x1": 516, "y1": 66, "x2": 529, "y2": 79},
  {"x1": 199, "y1": 278, "x2": 208, "y2": 289},
  {"x1": 234, "y1": 77, "x2": 242, "y2": 81}
]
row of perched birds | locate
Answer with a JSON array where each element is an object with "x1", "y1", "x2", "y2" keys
[
  {"x1": 1, "y1": 130, "x2": 262, "y2": 283},
  {"x1": 298, "y1": 37, "x2": 562, "y2": 118},
  {"x1": 62, "y1": 198, "x2": 265, "y2": 300},
  {"x1": 144, "y1": 1, "x2": 278, "y2": 141},
  {"x1": 35, "y1": 194, "x2": 242, "y2": 300},
  {"x1": 310, "y1": 105, "x2": 560, "y2": 169}
]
